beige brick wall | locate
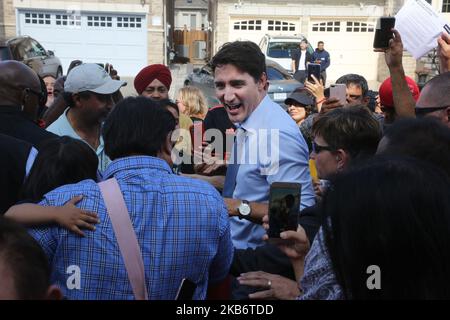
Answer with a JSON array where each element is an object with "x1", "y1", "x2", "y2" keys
[
  {"x1": 1, "y1": 0, "x2": 17, "y2": 40},
  {"x1": 0, "y1": 0, "x2": 166, "y2": 66}
]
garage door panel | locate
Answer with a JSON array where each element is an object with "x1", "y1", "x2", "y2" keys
[
  {"x1": 18, "y1": 10, "x2": 147, "y2": 76},
  {"x1": 309, "y1": 19, "x2": 378, "y2": 82}
]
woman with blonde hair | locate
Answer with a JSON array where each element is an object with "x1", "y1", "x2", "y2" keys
[{"x1": 177, "y1": 86, "x2": 208, "y2": 122}]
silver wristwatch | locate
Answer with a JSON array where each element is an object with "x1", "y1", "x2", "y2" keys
[{"x1": 237, "y1": 200, "x2": 251, "y2": 220}]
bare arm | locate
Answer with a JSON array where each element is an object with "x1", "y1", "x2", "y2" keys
[
  {"x1": 378, "y1": 29, "x2": 416, "y2": 118},
  {"x1": 438, "y1": 32, "x2": 450, "y2": 73},
  {"x1": 41, "y1": 93, "x2": 67, "y2": 128},
  {"x1": 5, "y1": 196, "x2": 99, "y2": 236}
]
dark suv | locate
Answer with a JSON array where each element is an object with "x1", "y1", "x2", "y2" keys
[{"x1": 1, "y1": 36, "x2": 63, "y2": 78}]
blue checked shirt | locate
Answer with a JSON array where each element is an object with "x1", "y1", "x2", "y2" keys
[{"x1": 29, "y1": 156, "x2": 233, "y2": 300}]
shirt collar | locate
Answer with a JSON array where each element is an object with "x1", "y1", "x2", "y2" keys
[
  {"x1": 102, "y1": 155, "x2": 173, "y2": 179},
  {"x1": 239, "y1": 94, "x2": 271, "y2": 133}
]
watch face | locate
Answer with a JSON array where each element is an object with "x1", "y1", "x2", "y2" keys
[{"x1": 239, "y1": 203, "x2": 251, "y2": 216}]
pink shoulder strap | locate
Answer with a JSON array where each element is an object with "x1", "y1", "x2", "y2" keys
[{"x1": 98, "y1": 178, "x2": 149, "y2": 300}]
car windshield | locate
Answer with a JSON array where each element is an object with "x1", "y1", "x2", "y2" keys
[
  {"x1": 267, "y1": 66, "x2": 291, "y2": 80},
  {"x1": 267, "y1": 42, "x2": 299, "y2": 58}
]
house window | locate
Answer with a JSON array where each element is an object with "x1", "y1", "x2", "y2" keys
[
  {"x1": 25, "y1": 12, "x2": 51, "y2": 25},
  {"x1": 56, "y1": 14, "x2": 81, "y2": 27},
  {"x1": 87, "y1": 16, "x2": 113, "y2": 27},
  {"x1": 233, "y1": 20, "x2": 262, "y2": 31},
  {"x1": 312, "y1": 21, "x2": 340, "y2": 32},
  {"x1": 346, "y1": 21, "x2": 375, "y2": 32},
  {"x1": 443, "y1": 0, "x2": 450, "y2": 12},
  {"x1": 268, "y1": 20, "x2": 295, "y2": 32},
  {"x1": 117, "y1": 16, "x2": 142, "y2": 28}
]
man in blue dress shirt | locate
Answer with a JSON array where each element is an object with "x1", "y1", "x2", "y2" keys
[{"x1": 211, "y1": 41, "x2": 315, "y2": 250}]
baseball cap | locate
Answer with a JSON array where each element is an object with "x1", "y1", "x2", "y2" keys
[
  {"x1": 64, "y1": 63, "x2": 126, "y2": 94},
  {"x1": 285, "y1": 89, "x2": 315, "y2": 106},
  {"x1": 379, "y1": 76, "x2": 420, "y2": 108}
]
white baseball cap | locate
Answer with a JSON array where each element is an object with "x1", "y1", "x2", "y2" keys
[{"x1": 64, "y1": 63, "x2": 126, "y2": 94}]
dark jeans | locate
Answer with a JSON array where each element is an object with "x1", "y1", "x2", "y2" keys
[{"x1": 321, "y1": 70, "x2": 327, "y2": 85}]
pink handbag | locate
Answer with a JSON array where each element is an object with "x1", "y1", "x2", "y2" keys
[{"x1": 98, "y1": 178, "x2": 149, "y2": 300}]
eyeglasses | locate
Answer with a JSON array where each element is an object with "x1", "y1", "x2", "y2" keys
[
  {"x1": 415, "y1": 106, "x2": 449, "y2": 117},
  {"x1": 24, "y1": 88, "x2": 46, "y2": 106},
  {"x1": 312, "y1": 141, "x2": 335, "y2": 154}
]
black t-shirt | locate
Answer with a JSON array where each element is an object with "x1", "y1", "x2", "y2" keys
[{"x1": 203, "y1": 105, "x2": 236, "y2": 160}]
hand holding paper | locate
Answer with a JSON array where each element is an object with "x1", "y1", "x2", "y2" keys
[{"x1": 395, "y1": 0, "x2": 450, "y2": 59}]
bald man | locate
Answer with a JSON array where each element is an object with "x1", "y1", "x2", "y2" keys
[
  {"x1": 415, "y1": 72, "x2": 450, "y2": 127},
  {"x1": 0, "y1": 60, "x2": 57, "y2": 149}
]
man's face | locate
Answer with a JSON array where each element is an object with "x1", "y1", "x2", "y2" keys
[
  {"x1": 310, "y1": 135, "x2": 338, "y2": 179},
  {"x1": 318, "y1": 43, "x2": 324, "y2": 51},
  {"x1": 416, "y1": 83, "x2": 450, "y2": 127},
  {"x1": 300, "y1": 41, "x2": 307, "y2": 50},
  {"x1": 141, "y1": 79, "x2": 169, "y2": 100},
  {"x1": 214, "y1": 64, "x2": 266, "y2": 124},
  {"x1": 346, "y1": 83, "x2": 365, "y2": 105},
  {"x1": 78, "y1": 92, "x2": 114, "y2": 124}
]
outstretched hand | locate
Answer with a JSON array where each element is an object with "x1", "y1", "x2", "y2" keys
[
  {"x1": 237, "y1": 271, "x2": 301, "y2": 300},
  {"x1": 54, "y1": 196, "x2": 100, "y2": 237}
]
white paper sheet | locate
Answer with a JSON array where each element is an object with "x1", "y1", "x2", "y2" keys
[{"x1": 395, "y1": 0, "x2": 450, "y2": 59}]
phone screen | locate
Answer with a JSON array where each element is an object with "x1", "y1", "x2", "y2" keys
[
  {"x1": 175, "y1": 278, "x2": 197, "y2": 300},
  {"x1": 267, "y1": 182, "x2": 301, "y2": 240},
  {"x1": 373, "y1": 17, "x2": 396, "y2": 49},
  {"x1": 330, "y1": 84, "x2": 347, "y2": 105},
  {"x1": 307, "y1": 63, "x2": 321, "y2": 83}
]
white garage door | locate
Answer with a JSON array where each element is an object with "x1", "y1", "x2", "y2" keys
[
  {"x1": 17, "y1": 10, "x2": 147, "y2": 76},
  {"x1": 229, "y1": 18, "x2": 299, "y2": 44},
  {"x1": 308, "y1": 20, "x2": 378, "y2": 82}
]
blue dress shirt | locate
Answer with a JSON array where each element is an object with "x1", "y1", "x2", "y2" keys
[{"x1": 229, "y1": 95, "x2": 315, "y2": 249}]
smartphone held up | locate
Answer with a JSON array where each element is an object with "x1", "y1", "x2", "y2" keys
[
  {"x1": 373, "y1": 17, "x2": 396, "y2": 49},
  {"x1": 267, "y1": 182, "x2": 301, "y2": 244},
  {"x1": 307, "y1": 63, "x2": 321, "y2": 83}
]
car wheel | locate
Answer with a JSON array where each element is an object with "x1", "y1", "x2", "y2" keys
[{"x1": 56, "y1": 67, "x2": 63, "y2": 78}]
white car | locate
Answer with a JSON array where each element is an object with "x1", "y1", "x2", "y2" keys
[{"x1": 258, "y1": 34, "x2": 314, "y2": 73}]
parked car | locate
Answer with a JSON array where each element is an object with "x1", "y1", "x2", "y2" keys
[
  {"x1": 184, "y1": 59, "x2": 302, "y2": 110},
  {"x1": 258, "y1": 34, "x2": 314, "y2": 73},
  {"x1": 1, "y1": 36, "x2": 63, "y2": 78}
]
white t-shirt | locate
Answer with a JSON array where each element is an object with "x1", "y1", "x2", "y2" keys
[{"x1": 299, "y1": 50, "x2": 307, "y2": 71}]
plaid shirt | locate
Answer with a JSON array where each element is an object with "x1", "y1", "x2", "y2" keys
[{"x1": 29, "y1": 156, "x2": 233, "y2": 300}]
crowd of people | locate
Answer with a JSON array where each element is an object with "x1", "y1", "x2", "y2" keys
[{"x1": 0, "y1": 28, "x2": 449, "y2": 300}]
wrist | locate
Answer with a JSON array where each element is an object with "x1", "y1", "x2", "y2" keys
[{"x1": 316, "y1": 97, "x2": 326, "y2": 104}]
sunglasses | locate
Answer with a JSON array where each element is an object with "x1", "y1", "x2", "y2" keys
[
  {"x1": 415, "y1": 106, "x2": 449, "y2": 117},
  {"x1": 312, "y1": 141, "x2": 335, "y2": 154},
  {"x1": 25, "y1": 88, "x2": 47, "y2": 106}
]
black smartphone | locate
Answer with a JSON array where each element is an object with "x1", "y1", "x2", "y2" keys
[
  {"x1": 267, "y1": 182, "x2": 301, "y2": 242},
  {"x1": 373, "y1": 17, "x2": 396, "y2": 49},
  {"x1": 175, "y1": 278, "x2": 197, "y2": 300},
  {"x1": 307, "y1": 63, "x2": 321, "y2": 83}
]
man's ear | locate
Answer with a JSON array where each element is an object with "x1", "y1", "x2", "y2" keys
[
  {"x1": 45, "y1": 285, "x2": 63, "y2": 300},
  {"x1": 335, "y1": 149, "x2": 349, "y2": 170},
  {"x1": 72, "y1": 93, "x2": 82, "y2": 108},
  {"x1": 362, "y1": 95, "x2": 370, "y2": 106},
  {"x1": 259, "y1": 72, "x2": 268, "y2": 91},
  {"x1": 157, "y1": 131, "x2": 175, "y2": 166}
]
